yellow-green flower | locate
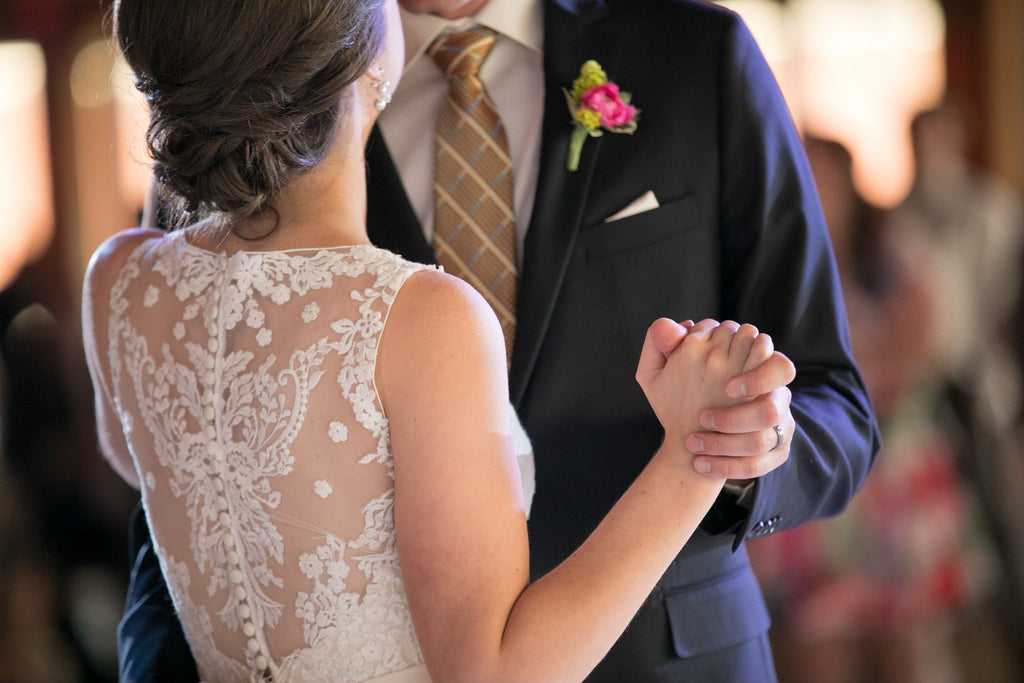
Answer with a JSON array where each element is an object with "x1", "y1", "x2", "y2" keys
[
  {"x1": 570, "y1": 60, "x2": 607, "y2": 101},
  {"x1": 575, "y1": 108, "x2": 602, "y2": 130}
]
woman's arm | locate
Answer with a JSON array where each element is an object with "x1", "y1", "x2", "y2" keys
[
  {"x1": 378, "y1": 271, "x2": 762, "y2": 683},
  {"x1": 82, "y1": 228, "x2": 163, "y2": 488}
]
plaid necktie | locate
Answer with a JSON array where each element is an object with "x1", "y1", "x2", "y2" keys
[{"x1": 430, "y1": 26, "x2": 517, "y2": 365}]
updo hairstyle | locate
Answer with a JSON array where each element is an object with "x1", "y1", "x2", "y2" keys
[{"x1": 114, "y1": 0, "x2": 386, "y2": 232}]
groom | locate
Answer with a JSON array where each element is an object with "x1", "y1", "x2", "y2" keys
[{"x1": 120, "y1": 1, "x2": 880, "y2": 681}]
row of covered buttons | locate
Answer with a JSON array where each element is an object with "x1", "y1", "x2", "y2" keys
[
  {"x1": 225, "y1": 530, "x2": 268, "y2": 670},
  {"x1": 747, "y1": 515, "x2": 781, "y2": 538},
  {"x1": 205, "y1": 269, "x2": 269, "y2": 672}
]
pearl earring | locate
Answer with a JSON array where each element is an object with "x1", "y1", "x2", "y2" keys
[{"x1": 370, "y1": 67, "x2": 391, "y2": 111}]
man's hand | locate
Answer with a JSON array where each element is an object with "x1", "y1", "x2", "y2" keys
[{"x1": 688, "y1": 342, "x2": 796, "y2": 480}]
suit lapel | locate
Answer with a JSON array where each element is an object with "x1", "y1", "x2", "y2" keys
[
  {"x1": 510, "y1": 0, "x2": 617, "y2": 406},
  {"x1": 365, "y1": 127, "x2": 436, "y2": 265}
]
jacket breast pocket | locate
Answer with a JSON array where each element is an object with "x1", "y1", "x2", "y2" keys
[
  {"x1": 583, "y1": 194, "x2": 701, "y2": 262},
  {"x1": 664, "y1": 566, "x2": 771, "y2": 658}
]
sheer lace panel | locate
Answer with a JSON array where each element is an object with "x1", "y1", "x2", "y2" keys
[{"x1": 106, "y1": 234, "x2": 432, "y2": 682}]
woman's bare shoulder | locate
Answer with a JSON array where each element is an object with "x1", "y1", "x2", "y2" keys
[
  {"x1": 394, "y1": 268, "x2": 502, "y2": 338},
  {"x1": 85, "y1": 228, "x2": 164, "y2": 284},
  {"x1": 377, "y1": 267, "x2": 507, "y2": 408}
]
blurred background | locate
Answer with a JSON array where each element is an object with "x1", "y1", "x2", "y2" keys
[{"x1": 0, "y1": 0, "x2": 1021, "y2": 681}]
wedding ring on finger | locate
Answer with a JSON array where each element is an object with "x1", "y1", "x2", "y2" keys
[{"x1": 770, "y1": 424, "x2": 784, "y2": 452}]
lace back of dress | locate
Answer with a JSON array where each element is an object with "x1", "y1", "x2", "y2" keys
[{"x1": 108, "y1": 237, "x2": 425, "y2": 682}]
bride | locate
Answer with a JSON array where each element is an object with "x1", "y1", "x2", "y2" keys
[{"x1": 82, "y1": 0, "x2": 783, "y2": 681}]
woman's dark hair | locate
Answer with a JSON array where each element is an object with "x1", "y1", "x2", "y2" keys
[{"x1": 114, "y1": 0, "x2": 386, "y2": 232}]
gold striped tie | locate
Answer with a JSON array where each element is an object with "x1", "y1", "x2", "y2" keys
[{"x1": 431, "y1": 26, "x2": 517, "y2": 365}]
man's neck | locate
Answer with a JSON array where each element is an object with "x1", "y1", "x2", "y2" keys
[{"x1": 399, "y1": 0, "x2": 543, "y2": 70}]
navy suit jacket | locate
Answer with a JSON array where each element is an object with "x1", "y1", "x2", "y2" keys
[{"x1": 119, "y1": 1, "x2": 879, "y2": 681}]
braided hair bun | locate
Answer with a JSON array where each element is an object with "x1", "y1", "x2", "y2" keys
[{"x1": 114, "y1": 0, "x2": 385, "y2": 229}]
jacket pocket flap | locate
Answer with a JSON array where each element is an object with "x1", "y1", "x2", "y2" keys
[
  {"x1": 664, "y1": 567, "x2": 771, "y2": 658},
  {"x1": 583, "y1": 194, "x2": 700, "y2": 261}
]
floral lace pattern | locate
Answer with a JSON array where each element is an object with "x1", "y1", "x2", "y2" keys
[{"x1": 105, "y1": 234, "x2": 431, "y2": 682}]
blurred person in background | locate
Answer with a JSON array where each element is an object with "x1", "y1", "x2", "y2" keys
[
  {"x1": 1, "y1": 277, "x2": 131, "y2": 683},
  {"x1": 888, "y1": 100, "x2": 1024, "y2": 674}
]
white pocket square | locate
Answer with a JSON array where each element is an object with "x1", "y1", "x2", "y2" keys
[{"x1": 604, "y1": 190, "x2": 660, "y2": 223}]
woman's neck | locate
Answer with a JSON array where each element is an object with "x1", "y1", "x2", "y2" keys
[{"x1": 212, "y1": 108, "x2": 372, "y2": 253}]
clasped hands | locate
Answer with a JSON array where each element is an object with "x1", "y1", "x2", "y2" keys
[{"x1": 636, "y1": 318, "x2": 796, "y2": 480}]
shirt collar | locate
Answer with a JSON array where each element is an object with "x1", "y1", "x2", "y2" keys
[{"x1": 400, "y1": 0, "x2": 544, "y2": 71}]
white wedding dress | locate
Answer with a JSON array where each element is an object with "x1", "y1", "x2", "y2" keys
[{"x1": 88, "y1": 232, "x2": 533, "y2": 683}]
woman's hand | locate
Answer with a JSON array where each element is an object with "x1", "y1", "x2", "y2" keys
[{"x1": 637, "y1": 319, "x2": 762, "y2": 452}]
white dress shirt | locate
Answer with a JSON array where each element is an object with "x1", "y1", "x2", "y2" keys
[{"x1": 377, "y1": 0, "x2": 545, "y2": 263}]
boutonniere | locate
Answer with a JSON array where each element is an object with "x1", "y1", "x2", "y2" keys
[{"x1": 563, "y1": 60, "x2": 639, "y2": 172}]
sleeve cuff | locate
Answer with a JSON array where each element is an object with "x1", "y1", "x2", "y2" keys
[{"x1": 698, "y1": 479, "x2": 756, "y2": 537}]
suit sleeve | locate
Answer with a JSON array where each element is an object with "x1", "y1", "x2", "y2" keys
[
  {"x1": 706, "y1": 13, "x2": 881, "y2": 548},
  {"x1": 118, "y1": 502, "x2": 200, "y2": 683}
]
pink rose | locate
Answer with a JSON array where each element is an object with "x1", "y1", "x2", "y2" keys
[{"x1": 580, "y1": 83, "x2": 636, "y2": 128}]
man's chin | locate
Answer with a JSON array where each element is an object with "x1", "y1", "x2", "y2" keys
[{"x1": 398, "y1": 0, "x2": 486, "y2": 20}]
